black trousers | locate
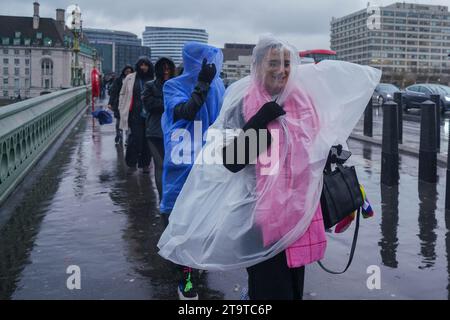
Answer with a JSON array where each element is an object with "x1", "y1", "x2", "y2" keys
[
  {"x1": 147, "y1": 137, "x2": 164, "y2": 200},
  {"x1": 115, "y1": 116, "x2": 122, "y2": 137},
  {"x1": 126, "y1": 119, "x2": 152, "y2": 168},
  {"x1": 247, "y1": 251, "x2": 305, "y2": 300}
]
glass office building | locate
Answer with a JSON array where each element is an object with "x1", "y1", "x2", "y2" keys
[
  {"x1": 84, "y1": 28, "x2": 150, "y2": 74},
  {"x1": 142, "y1": 26, "x2": 208, "y2": 66}
]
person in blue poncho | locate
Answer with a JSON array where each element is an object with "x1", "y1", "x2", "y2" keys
[{"x1": 160, "y1": 42, "x2": 225, "y2": 300}]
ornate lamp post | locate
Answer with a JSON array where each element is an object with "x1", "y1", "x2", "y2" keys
[{"x1": 66, "y1": 5, "x2": 82, "y2": 87}]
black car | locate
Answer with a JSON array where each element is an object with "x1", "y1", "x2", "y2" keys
[
  {"x1": 372, "y1": 83, "x2": 400, "y2": 106},
  {"x1": 403, "y1": 84, "x2": 449, "y2": 114}
]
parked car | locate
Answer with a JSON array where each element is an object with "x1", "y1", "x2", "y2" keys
[
  {"x1": 372, "y1": 83, "x2": 400, "y2": 106},
  {"x1": 403, "y1": 84, "x2": 449, "y2": 114},
  {"x1": 434, "y1": 85, "x2": 450, "y2": 113}
]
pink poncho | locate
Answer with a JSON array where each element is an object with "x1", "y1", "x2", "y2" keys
[{"x1": 243, "y1": 83, "x2": 327, "y2": 268}]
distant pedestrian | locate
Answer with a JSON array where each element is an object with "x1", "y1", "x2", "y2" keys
[
  {"x1": 108, "y1": 65, "x2": 134, "y2": 145},
  {"x1": 118, "y1": 56, "x2": 154, "y2": 173},
  {"x1": 142, "y1": 57, "x2": 176, "y2": 200}
]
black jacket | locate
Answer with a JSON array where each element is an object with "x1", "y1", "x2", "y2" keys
[
  {"x1": 142, "y1": 58, "x2": 175, "y2": 138},
  {"x1": 108, "y1": 64, "x2": 133, "y2": 117},
  {"x1": 129, "y1": 56, "x2": 154, "y2": 124}
]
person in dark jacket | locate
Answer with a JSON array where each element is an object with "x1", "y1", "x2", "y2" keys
[
  {"x1": 142, "y1": 57, "x2": 176, "y2": 199},
  {"x1": 108, "y1": 65, "x2": 134, "y2": 144},
  {"x1": 118, "y1": 56, "x2": 154, "y2": 172}
]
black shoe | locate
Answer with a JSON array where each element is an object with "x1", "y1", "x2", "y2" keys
[
  {"x1": 115, "y1": 135, "x2": 122, "y2": 145},
  {"x1": 177, "y1": 267, "x2": 199, "y2": 300}
]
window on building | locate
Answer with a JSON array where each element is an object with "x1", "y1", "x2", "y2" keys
[
  {"x1": 25, "y1": 68, "x2": 29, "y2": 75},
  {"x1": 41, "y1": 58, "x2": 53, "y2": 89},
  {"x1": 36, "y1": 32, "x2": 42, "y2": 39},
  {"x1": 24, "y1": 38, "x2": 31, "y2": 46},
  {"x1": 3, "y1": 91, "x2": 8, "y2": 97},
  {"x1": 25, "y1": 78, "x2": 29, "y2": 88},
  {"x1": 2, "y1": 49, "x2": 8, "y2": 55},
  {"x1": 14, "y1": 59, "x2": 19, "y2": 65},
  {"x1": 2, "y1": 37, "x2": 9, "y2": 45},
  {"x1": 3, "y1": 78, "x2": 8, "y2": 85},
  {"x1": 25, "y1": 59, "x2": 30, "y2": 66},
  {"x1": 14, "y1": 78, "x2": 20, "y2": 92},
  {"x1": 14, "y1": 49, "x2": 19, "y2": 55},
  {"x1": 41, "y1": 59, "x2": 53, "y2": 76},
  {"x1": 14, "y1": 67, "x2": 20, "y2": 76},
  {"x1": 3, "y1": 58, "x2": 8, "y2": 64},
  {"x1": 15, "y1": 31, "x2": 21, "y2": 38},
  {"x1": 3, "y1": 67, "x2": 8, "y2": 76}
]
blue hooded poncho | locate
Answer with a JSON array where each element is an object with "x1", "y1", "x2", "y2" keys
[{"x1": 160, "y1": 42, "x2": 225, "y2": 214}]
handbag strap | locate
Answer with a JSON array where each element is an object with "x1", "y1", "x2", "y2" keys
[{"x1": 317, "y1": 207, "x2": 360, "y2": 274}]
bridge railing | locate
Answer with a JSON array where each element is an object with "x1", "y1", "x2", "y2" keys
[{"x1": 0, "y1": 86, "x2": 89, "y2": 205}]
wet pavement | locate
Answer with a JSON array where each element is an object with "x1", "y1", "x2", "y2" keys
[
  {"x1": 0, "y1": 106, "x2": 449, "y2": 300},
  {"x1": 0, "y1": 111, "x2": 223, "y2": 300},
  {"x1": 302, "y1": 139, "x2": 449, "y2": 300}
]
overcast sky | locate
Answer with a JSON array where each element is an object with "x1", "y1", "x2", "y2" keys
[{"x1": 2, "y1": 0, "x2": 450, "y2": 49}]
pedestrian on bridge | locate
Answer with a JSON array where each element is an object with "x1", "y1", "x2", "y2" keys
[
  {"x1": 158, "y1": 35, "x2": 381, "y2": 300},
  {"x1": 142, "y1": 57, "x2": 176, "y2": 201},
  {"x1": 159, "y1": 42, "x2": 225, "y2": 300},
  {"x1": 108, "y1": 65, "x2": 134, "y2": 145},
  {"x1": 118, "y1": 56, "x2": 154, "y2": 173}
]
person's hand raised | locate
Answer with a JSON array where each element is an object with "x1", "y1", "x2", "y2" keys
[{"x1": 198, "y1": 58, "x2": 217, "y2": 84}]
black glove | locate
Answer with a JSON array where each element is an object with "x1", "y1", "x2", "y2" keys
[
  {"x1": 250, "y1": 101, "x2": 286, "y2": 128},
  {"x1": 198, "y1": 58, "x2": 217, "y2": 84}
]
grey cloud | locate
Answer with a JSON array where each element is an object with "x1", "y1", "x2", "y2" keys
[{"x1": 3, "y1": 0, "x2": 450, "y2": 49}]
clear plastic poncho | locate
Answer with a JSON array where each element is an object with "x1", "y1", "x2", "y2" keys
[{"x1": 158, "y1": 35, "x2": 381, "y2": 271}]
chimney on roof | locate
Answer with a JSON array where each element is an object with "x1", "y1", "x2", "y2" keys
[
  {"x1": 33, "y1": 2, "x2": 40, "y2": 30},
  {"x1": 56, "y1": 8, "x2": 65, "y2": 26}
]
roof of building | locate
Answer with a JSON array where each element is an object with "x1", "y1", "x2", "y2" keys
[
  {"x1": 0, "y1": 15, "x2": 90, "y2": 48},
  {"x1": 144, "y1": 26, "x2": 207, "y2": 33},
  {"x1": 83, "y1": 28, "x2": 138, "y2": 38},
  {"x1": 385, "y1": 2, "x2": 448, "y2": 11}
]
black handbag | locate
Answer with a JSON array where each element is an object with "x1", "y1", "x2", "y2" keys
[{"x1": 318, "y1": 145, "x2": 364, "y2": 274}]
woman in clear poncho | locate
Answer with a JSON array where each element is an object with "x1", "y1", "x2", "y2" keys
[{"x1": 158, "y1": 35, "x2": 381, "y2": 299}]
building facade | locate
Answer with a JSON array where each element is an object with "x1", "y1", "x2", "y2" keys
[
  {"x1": 221, "y1": 43, "x2": 255, "y2": 86},
  {"x1": 83, "y1": 28, "x2": 142, "y2": 46},
  {"x1": 0, "y1": 2, "x2": 96, "y2": 99},
  {"x1": 142, "y1": 26, "x2": 208, "y2": 66},
  {"x1": 84, "y1": 28, "x2": 150, "y2": 74},
  {"x1": 330, "y1": 2, "x2": 450, "y2": 86}
]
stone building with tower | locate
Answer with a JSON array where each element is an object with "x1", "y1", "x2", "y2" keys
[{"x1": 0, "y1": 2, "x2": 97, "y2": 99}]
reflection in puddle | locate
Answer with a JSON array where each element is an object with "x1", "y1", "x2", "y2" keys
[{"x1": 417, "y1": 182, "x2": 437, "y2": 270}]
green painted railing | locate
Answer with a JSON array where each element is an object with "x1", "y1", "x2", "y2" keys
[{"x1": 0, "y1": 86, "x2": 89, "y2": 205}]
